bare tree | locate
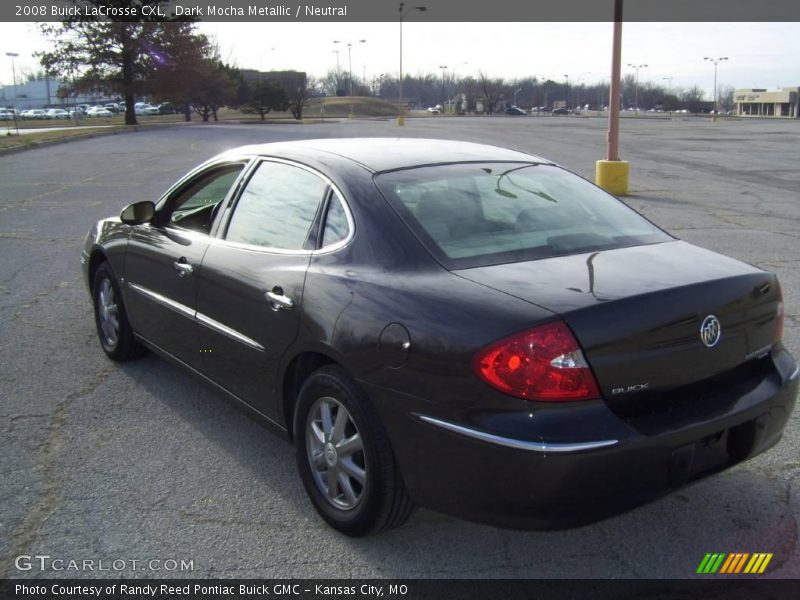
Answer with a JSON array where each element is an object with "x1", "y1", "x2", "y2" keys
[
  {"x1": 285, "y1": 74, "x2": 316, "y2": 120},
  {"x1": 478, "y1": 71, "x2": 504, "y2": 114}
]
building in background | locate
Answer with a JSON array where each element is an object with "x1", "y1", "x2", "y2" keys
[
  {"x1": 0, "y1": 76, "x2": 114, "y2": 109},
  {"x1": 734, "y1": 87, "x2": 799, "y2": 118}
]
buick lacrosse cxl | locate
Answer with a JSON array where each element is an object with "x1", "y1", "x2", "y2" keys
[{"x1": 82, "y1": 138, "x2": 798, "y2": 535}]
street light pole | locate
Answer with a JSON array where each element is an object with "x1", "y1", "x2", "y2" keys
[
  {"x1": 596, "y1": 0, "x2": 629, "y2": 196},
  {"x1": 627, "y1": 63, "x2": 647, "y2": 111},
  {"x1": 563, "y1": 74, "x2": 569, "y2": 108},
  {"x1": 704, "y1": 56, "x2": 728, "y2": 120},
  {"x1": 398, "y1": 2, "x2": 427, "y2": 126},
  {"x1": 334, "y1": 39, "x2": 366, "y2": 118},
  {"x1": 5, "y1": 52, "x2": 19, "y2": 136}
]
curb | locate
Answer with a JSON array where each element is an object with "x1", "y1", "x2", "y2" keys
[{"x1": 0, "y1": 122, "x2": 188, "y2": 157}]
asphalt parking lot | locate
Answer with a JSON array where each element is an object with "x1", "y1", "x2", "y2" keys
[{"x1": 1, "y1": 115, "x2": 798, "y2": 578}]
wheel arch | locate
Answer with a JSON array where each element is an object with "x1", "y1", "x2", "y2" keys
[
  {"x1": 88, "y1": 247, "x2": 109, "y2": 287},
  {"x1": 281, "y1": 348, "x2": 350, "y2": 442}
]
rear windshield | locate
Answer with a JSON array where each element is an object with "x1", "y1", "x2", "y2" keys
[{"x1": 375, "y1": 162, "x2": 672, "y2": 269}]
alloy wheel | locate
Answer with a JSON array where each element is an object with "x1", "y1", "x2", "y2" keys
[
  {"x1": 306, "y1": 396, "x2": 367, "y2": 510},
  {"x1": 97, "y1": 277, "x2": 119, "y2": 350}
]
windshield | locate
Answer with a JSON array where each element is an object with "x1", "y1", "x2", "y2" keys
[{"x1": 375, "y1": 162, "x2": 672, "y2": 269}]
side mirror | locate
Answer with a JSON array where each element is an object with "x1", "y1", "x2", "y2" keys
[{"x1": 120, "y1": 201, "x2": 155, "y2": 225}]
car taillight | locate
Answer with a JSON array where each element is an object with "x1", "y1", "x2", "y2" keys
[
  {"x1": 774, "y1": 284, "x2": 784, "y2": 345},
  {"x1": 473, "y1": 321, "x2": 601, "y2": 402}
]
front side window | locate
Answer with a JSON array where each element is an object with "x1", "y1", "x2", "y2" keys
[
  {"x1": 226, "y1": 161, "x2": 328, "y2": 250},
  {"x1": 166, "y1": 165, "x2": 244, "y2": 233},
  {"x1": 375, "y1": 163, "x2": 672, "y2": 268}
]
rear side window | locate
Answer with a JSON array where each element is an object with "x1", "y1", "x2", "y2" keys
[
  {"x1": 226, "y1": 161, "x2": 328, "y2": 250},
  {"x1": 375, "y1": 163, "x2": 672, "y2": 268},
  {"x1": 320, "y1": 193, "x2": 350, "y2": 248}
]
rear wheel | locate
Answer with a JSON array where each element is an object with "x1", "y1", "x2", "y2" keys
[
  {"x1": 92, "y1": 262, "x2": 145, "y2": 361},
  {"x1": 294, "y1": 366, "x2": 414, "y2": 536}
]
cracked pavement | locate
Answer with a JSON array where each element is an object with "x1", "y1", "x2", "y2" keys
[{"x1": 0, "y1": 116, "x2": 798, "y2": 578}]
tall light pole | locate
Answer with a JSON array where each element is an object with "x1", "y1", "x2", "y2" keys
[
  {"x1": 439, "y1": 65, "x2": 447, "y2": 107},
  {"x1": 627, "y1": 63, "x2": 647, "y2": 111},
  {"x1": 334, "y1": 39, "x2": 366, "y2": 118},
  {"x1": 5, "y1": 52, "x2": 19, "y2": 136},
  {"x1": 333, "y1": 39, "x2": 366, "y2": 97},
  {"x1": 704, "y1": 56, "x2": 728, "y2": 120},
  {"x1": 513, "y1": 87, "x2": 522, "y2": 106},
  {"x1": 450, "y1": 61, "x2": 467, "y2": 112},
  {"x1": 563, "y1": 74, "x2": 569, "y2": 108},
  {"x1": 596, "y1": 0, "x2": 629, "y2": 196},
  {"x1": 398, "y1": 2, "x2": 427, "y2": 126}
]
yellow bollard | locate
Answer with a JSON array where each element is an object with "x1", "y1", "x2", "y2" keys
[{"x1": 595, "y1": 159, "x2": 630, "y2": 195}]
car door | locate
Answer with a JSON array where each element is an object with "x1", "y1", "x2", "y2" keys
[
  {"x1": 123, "y1": 161, "x2": 248, "y2": 368},
  {"x1": 195, "y1": 159, "x2": 331, "y2": 420}
]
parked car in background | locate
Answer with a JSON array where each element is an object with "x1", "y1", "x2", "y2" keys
[
  {"x1": 86, "y1": 107, "x2": 113, "y2": 117},
  {"x1": 426, "y1": 106, "x2": 441, "y2": 115},
  {"x1": 505, "y1": 106, "x2": 527, "y2": 116},
  {"x1": 22, "y1": 109, "x2": 48, "y2": 119},
  {"x1": 82, "y1": 138, "x2": 797, "y2": 536},
  {"x1": 135, "y1": 103, "x2": 159, "y2": 116},
  {"x1": 46, "y1": 108, "x2": 71, "y2": 120},
  {"x1": 551, "y1": 107, "x2": 573, "y2": 115},
  {"x1": 0, "y1": 108, "x2": 14, "y2": 121},
  {"x1": 104, "y1": 103, "x2": 120, "y2": 113},
  {"x1": 157, "y1": 102, "x2": 182, "y2": 115}
]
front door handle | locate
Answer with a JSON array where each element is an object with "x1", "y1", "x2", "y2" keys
[
  {"x1": 173, "y1": 259, "x2": 193, "y2": 277},
  {"x1": 266, "y1": 288, "x2": 294, "y2": 311}
]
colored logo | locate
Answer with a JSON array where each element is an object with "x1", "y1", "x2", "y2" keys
[{"x1": 696, "y1": 553, "x2": 773, "y2": 574}]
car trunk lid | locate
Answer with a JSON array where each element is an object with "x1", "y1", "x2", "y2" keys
[{"x1": 455, "y1": 241, "x2": 782, "y2": 422}]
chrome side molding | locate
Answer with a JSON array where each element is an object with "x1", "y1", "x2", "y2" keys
[{"x1": 416, "y1": 414, "x2": 619, "y2": 453}]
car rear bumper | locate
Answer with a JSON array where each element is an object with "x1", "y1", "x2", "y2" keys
[{"x1": 364, "y1": 349, "x2": 798, "y2": 529}]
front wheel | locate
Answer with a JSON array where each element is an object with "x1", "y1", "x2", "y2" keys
[
  {"x1": 92, "y1": 262, "x2": 145, "y2": 361},
  {"x1": 294, "y1": 366, "x2": 414, "y2": 536}
]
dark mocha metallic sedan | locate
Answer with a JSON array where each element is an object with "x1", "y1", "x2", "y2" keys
[{"x1": 82, "y1": 138, "x2": 798, "y2": 536}]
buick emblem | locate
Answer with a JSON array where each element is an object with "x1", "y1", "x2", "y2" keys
[{"x1": 700, "y1": 315, "x2": 721, "y2": 348}]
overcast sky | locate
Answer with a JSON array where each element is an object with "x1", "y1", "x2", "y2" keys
[{"x1": 1, "y1": 21, "x2": 798, "y2": 97}]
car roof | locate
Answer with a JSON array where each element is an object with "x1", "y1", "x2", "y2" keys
[{"x1": 225, "y1": 138, "x2": 552, "y2": 173}]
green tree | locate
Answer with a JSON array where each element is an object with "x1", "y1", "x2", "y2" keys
[
  {"x1": 148, "y1": 23, "x2": 211, "y2": 121},
  {"x1": 38, "y1": 1, "x2": 194, "y2": 125},
  {"x1": 240, "y1": 79, "x2": 289, "y2": 121},
  {"x1": 192, "y1": 60, "x2": 239, "y2": 122}
]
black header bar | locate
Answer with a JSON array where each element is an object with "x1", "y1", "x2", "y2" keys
[{"x1": 4, "y1": 0, "x2": 800, "y2": 22}]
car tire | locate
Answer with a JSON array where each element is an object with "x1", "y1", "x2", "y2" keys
[
  {"x1": 92, "y1": 262, "x2": 145, "y2": 362},
  {"x1": 294, "y1": 365, "x2": 414, "y2": 536}
]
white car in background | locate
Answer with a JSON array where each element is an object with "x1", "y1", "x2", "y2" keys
[
  {"x1": 134, "y1": 103, "x2": 159, "y2": 115},
  {"x1": 86, "y1": 107, "x2": 113, "y2": 117},
  {"x1": 22, "y1": 109, "x2": 48, "y2": 119},
  {"x1": 46, "y1": 108, "x2": 71, "y2": 119}
]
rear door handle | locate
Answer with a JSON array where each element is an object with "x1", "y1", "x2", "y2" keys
[
  {"x1": 266, "y1": 288, "x2": 294, "y2": 311},
  {"x1": 173, "y1": 259, "x2": 193, "y2": 277}
]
